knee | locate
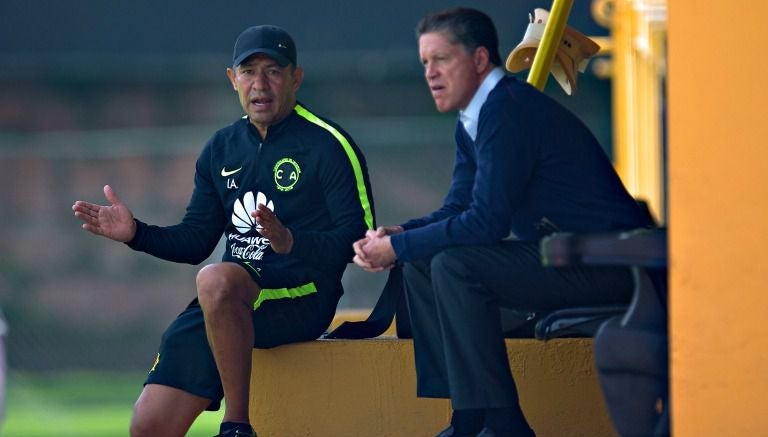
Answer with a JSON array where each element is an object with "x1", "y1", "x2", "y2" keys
[
  {"x1": 129, "y1": 402, "x2": 156, "y2": 437},
  {"x1": 430, "y1": 248, "x2": 471, "y2": 283},
  {"x1": 129, "y1": 420, "x2": 150, "y2": 437},
  {"x1": 196, "y1": 263, "x2": 252, "y2": 308},
  {"x1": 402, "y1": 260, "x2": 433, "y2": 298},
  {"x1": 401, "y1": 261, "x2": 422, "y2": 283}
]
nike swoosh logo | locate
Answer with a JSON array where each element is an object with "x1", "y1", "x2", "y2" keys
[{"x1": 221, "y1": 167, "x2": 242, "y2": 177}]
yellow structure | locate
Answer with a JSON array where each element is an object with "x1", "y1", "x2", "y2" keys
[
  {"x1": 667, "y1": 1, "x2": 768, "y2": 436},
  {"x1": 609, "y1": 0, "x2": 668, "y2": 223},
  {"x1": 607, "y1": 0, "x2": 768, "y2": 434}
]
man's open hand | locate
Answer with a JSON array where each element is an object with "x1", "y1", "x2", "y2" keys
[{"x1": 72, "y1": 185, "x2": 136, "y2": 242}]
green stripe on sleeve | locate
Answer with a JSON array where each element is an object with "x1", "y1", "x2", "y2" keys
[
  {"x1": 294, "y1": 104, "x2": 374, "y2": 230},
  {"x1": 253, "y1": 282, "x2": 318, "y2": 310}
]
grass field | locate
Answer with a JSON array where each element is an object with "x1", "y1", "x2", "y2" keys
[{"x1": 3, "y1": 371, "x2": 224, "y2": 437}]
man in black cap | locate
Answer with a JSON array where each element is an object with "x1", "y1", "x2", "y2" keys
[{"x1": 73, "y1": 25, "x2": 375, "y2": 437}]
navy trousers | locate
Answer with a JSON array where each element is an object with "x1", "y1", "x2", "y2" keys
[{"x1": 402, "y1": 240, "x2": 635, "y2": 410}]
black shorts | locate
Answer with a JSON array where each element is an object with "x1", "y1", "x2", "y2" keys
[{"x1": 144, "y1": 272, "x2": 342, "y2": 411}]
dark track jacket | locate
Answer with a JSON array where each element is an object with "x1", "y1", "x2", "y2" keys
[{"x1": 127, "y1": 102, "x2": 375, "y2": 305}]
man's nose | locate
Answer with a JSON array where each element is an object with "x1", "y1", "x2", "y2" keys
[
  {"x1": 251, "y1": 72, "x2": 269, "y2": 90},
  {"x1": 424, "y1": 63, "x2": 438, "y2": 80}
]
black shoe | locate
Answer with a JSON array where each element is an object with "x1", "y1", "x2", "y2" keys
[
  {"x1": 214, "y1": 428, "x2": 257, "y2": 437},
  {"x1": 475, "y1": 426, "x2": 535, "y2": 437},
  {"x1": 435, "y1": 424, "x2": 477, "y2": 437}
]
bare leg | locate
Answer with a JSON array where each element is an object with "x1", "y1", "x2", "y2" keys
[
  {"x1": 196, "y1": 262, "x2": 261, "y2": 424},
  {"x1": 130, "y1": 384, "x2": 211, "y2": 437}
]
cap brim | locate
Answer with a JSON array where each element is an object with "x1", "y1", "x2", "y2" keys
[{"x1": 234, "y1": 49, "x2": 292, "y2": 67}]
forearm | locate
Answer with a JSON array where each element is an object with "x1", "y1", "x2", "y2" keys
[
  {"x1": 400, "y1": 203, "x2": 464, "y2": 230},
  {"x1": 127, "y1": 219, "x2": 222, "y2": 264},
  {"x1": 290, "y1": 220, "x2": 368, "y2": 268}
]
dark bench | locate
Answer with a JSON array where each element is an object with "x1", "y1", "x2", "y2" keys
[{"x1": 539, "y1": 227, "x2": 669, "y2": 436}]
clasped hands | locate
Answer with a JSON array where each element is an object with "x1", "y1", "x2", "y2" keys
[{"x1": 353, "y1": 226, "x2": 402, "y2": 272}]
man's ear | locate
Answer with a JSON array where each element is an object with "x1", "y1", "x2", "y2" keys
[
  {"x1": 473, "y1": 46, "x2": 490, "y2": 74},
  {"x1": 226, "y1": 67, "x2": 238, "y2": 91},
  {"x1": 291, "y1": 66, "x2": 305, "y2": 92}
]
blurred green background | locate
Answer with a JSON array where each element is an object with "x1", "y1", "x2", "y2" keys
[
  {"x1": 0, "y1": 1, "x2": 611, "y2": 435},
  {"x1": 5, "y1": 372, "x2": 221, "y2": 436}
]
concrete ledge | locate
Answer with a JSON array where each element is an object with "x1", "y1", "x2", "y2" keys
[{"x1": 250, "y1": 338, "x2": 616, "y2": 437}]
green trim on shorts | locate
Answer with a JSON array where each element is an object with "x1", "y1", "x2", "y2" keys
[{"x1": 253, "y1": 282, "x2": 318, "y2": 310}]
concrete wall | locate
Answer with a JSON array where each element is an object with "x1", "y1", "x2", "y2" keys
[
  {"x1": 249, "y1": 339, "x2": 616, "y2": 437},
  {"x1": 668, "y1": 1, "x2": 768, "y2": 435}
]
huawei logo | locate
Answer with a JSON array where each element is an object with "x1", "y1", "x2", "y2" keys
[{"x1": 232, "y1": 191, "x2": 274, "y2": 234}]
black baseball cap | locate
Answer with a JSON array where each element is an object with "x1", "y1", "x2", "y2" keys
[{"x1": 232, "y1": 25, "x2": 297, "y2": 67}]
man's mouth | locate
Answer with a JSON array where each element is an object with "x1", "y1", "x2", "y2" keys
[
  {"x1": 430, "y1": 84, "x2": 446, "y2": 95},
  {"x1": 249, "y1": 96, "x2": 273, "y2": 107}
]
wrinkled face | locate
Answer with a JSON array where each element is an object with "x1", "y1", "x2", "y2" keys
[
  {"x1": 418, "y1": 31, "x2": 482, "y2": 113},
  {"x1": 227, "y1": 54, "x2": 304, "y2": 135}
]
